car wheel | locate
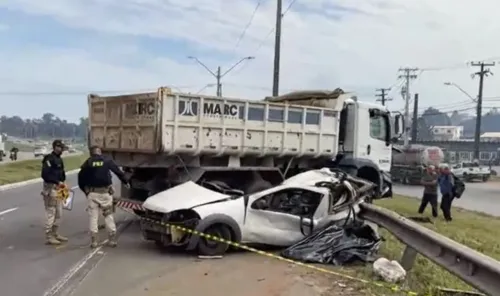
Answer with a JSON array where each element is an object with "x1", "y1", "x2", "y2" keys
[{"x1": 197, "y1": 224, "x2": 231, "y2": 256}]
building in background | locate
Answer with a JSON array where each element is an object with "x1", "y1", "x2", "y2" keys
[
  {"x1": 431, "y1": 125, "x2": 463, "y2": 141},
  {"x1": 480, "y1": 132, "x2": 500, "y2": 142}
]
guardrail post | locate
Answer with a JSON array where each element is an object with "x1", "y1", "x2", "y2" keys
[{"x1": 401, "y1": 245, "x2": 418, "y2": 271}]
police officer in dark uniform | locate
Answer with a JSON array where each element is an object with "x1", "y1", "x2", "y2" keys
[
  {"x1": 78, "y1": 145, "x2": 128, "y2": 248},
  {"x1": 41, "y1": 139, "x2": 68, "y2": 245}
]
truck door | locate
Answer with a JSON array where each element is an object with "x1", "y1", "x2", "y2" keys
[{"x1": 355, "y1": 107, "x2": 391, "y2": 172}]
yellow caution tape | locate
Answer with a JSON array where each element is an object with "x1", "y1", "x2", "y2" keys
[{"x1": 140, "y1": 216, "x2": 430, "y2": 296}]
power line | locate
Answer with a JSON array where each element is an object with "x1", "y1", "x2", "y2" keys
[
  {"x1": 418, "y1": 106, "x2": 498, "y2": 117},
  {"x1": 228, "y1": 0, "x2": 298, "y2": 79},
  {"x1": 247, "y1": 0, "x2": 298, "y2": 55},
  {"x1": 232, "y1": 1, "x2": 262, "y2": 51}
]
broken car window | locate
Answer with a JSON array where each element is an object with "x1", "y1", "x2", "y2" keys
[{"x1": 251, "y1": 188, "x2": 323, "y2": 217}]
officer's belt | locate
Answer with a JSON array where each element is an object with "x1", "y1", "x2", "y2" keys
[{"x1": 89, "y1": 187, "x2": 110, "y2": 193}]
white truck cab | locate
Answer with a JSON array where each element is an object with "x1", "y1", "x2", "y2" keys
[{"x1": 87, "y1": 87, "x2": 403, "y2": 212}]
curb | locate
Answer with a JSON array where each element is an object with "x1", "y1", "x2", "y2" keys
[{"x1": 0, "y1": 169, "x2": 80, "y2": 192}]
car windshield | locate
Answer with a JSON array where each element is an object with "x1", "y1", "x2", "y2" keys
[{"x1": 463, "y1": 163, "x2": 479, "y2": 168}]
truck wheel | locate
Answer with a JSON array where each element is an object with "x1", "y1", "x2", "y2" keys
[
  {"x1": 482, "y1": 175, "x2": 490, "y2": 182},
  {"x1": 197, "y1": 224, "x2": 231, "y2": 256},
  {"x1": 245, "y1": 180, "x2": 273, "y2": 194}
]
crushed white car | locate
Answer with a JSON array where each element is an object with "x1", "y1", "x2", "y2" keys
[{"x1": 140, "y1": 168, "x2": 377, "y2": 256}]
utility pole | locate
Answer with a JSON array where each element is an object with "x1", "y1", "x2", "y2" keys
[
  {"x1": 272, "y1": 0, "x2": 282, "y2": 96},
  {"x1": 188, "y1": 56, "x2": 255, "y2": 96},
  {"x1": 375, "y1": 88, "x2": 391, "y2": 106},
  {"x1": 411, "y1": 93, "x2": 419, "y2": 143},
  {"x1": 398, "y1": 67, "x2": 419, "y2": 146},
  {"x1": 216, "y1": 67, "x2": 221, "y2": 96},
  {"x1": 471, "y1": 61, "x2": 495, "y2": 159}
]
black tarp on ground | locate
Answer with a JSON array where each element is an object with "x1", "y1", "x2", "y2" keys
[{"x1": 281, "y1": 220, "x2": 381, "y2": 265}]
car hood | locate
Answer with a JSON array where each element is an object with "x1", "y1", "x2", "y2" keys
[{"x1": 142, "y1": 181, "x2": 230, "y2": 213}]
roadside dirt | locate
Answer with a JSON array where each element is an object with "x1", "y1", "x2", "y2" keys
[{"x1": 115, "y1": 253, "x2": 364, "y2": 296}]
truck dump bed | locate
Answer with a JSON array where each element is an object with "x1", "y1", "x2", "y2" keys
[{"x1": 88, "y1": 87, "x2": 343, "y2": 159}]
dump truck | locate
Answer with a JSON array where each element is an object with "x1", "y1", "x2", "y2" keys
[
  {"x1": 391, "y1": 144, "x2": 444, "y2": 185},
  {"x1": 87, "y1": 87, "x2": 404, "y2": 214}
]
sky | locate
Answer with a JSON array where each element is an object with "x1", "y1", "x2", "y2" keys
[{"x1": 1, "y1": 0, "x2": 500, "y2": 123}]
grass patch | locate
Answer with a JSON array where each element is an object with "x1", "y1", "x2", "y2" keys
[
  {"x1": 4, "y1": 141, "x2": 35, "y2": 152},
  {"x1": 343, "y1": 195, "x2": 500, "y2": 295},
  {"x1": 0, "y1": 154, "x2": 88, "y2": 185}
]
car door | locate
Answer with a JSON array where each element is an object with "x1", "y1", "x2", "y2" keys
[{"x1": 242, "y1": 185, "x2": 326, "y2": 246}]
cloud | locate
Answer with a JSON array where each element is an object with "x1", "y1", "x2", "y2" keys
[{"x1": 1, "y1": 0, "x2": 500, "y2": 122}]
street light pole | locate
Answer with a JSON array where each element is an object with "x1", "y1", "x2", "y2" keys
[
  {"x1": 195, "y1": 83, "x2": 216, "y2": 94},
  {"x1": 443, "y1": 82, "x2": 476, "y2": 101},
  {"x1": 188, "y1": 56, "x2": 255, "y2": 97}
]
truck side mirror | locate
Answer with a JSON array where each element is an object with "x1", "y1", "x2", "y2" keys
[{"x1": 393, "y1": 113, "x2": 404, "y2": 138}]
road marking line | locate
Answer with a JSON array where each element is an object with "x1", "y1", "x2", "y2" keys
[
  {"x1": 0, "y1": 207, "x2": 18, "y2": 216},
  {"x1": 42, "y1": 219, "x2": 130, "y2": 296}
]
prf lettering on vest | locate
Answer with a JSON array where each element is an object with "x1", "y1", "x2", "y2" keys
[{"x1": 92, "y1": 161, "x2": 104, "y2": 167}]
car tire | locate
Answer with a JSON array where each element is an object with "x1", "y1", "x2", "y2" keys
[{"x1": 197, "y1": 224, "x2": 231, "y2": 256}]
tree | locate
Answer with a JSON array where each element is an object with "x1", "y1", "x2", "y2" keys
[
  {"x1": 0, "y1": 113, "x2": 87, "y2": 140},
  {"x1": 421, "y1": 107, "x2": 451, "y2": 126}
]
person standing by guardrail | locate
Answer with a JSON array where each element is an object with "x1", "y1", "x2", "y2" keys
[
  {"x1": 438, "y1": 164, "x2": 454, "y2": 222},
  {"x1": 40, "y1": 140, "x2": 69, "y2": 245},
  {"x1": 418, "y1": 165, "x2": 438, "y2": 217}
]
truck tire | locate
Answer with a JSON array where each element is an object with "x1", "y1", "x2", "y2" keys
[
  {"x1": 197, "y1": 224, "x2": 231, "y2": 256},
  {"x1": 482, "y1": 175, "x2": 490, "y2": 182},
  {"x1": 244, "y1": 179, "x2": 272, "y2": 194}
]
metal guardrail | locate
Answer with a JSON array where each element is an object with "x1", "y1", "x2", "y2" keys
[{"x1": 359, "y1": 203, "x2": 500, "y2": 296}]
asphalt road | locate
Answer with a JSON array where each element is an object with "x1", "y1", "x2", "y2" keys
[
  {"x1": 0, "y1": 174, "x2": 131, "y2": 296},
  {"x1": 1, "y1": 174, "x2": 498, "y2": 296},
  {"x1": 394, "y1": 181, "x2": 500, "y2": 216}
]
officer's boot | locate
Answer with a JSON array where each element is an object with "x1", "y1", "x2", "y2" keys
[
  {"x1": 90, "y1": 232, "x2": 99, "y2": 248},
  {"x1": 45, "y1": 231, "x2": 61, "y2": 245},
  {"x1": 107, "y1": 232, "x2": 117, "y2": 248},
  {"x1": 52, "y1": 225, "x2": 68, "y2": 242}
]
